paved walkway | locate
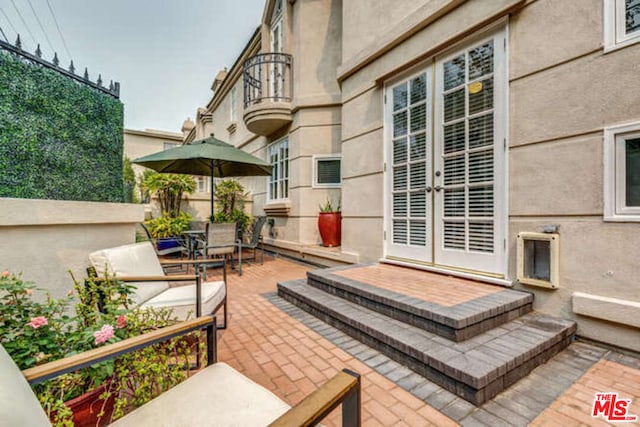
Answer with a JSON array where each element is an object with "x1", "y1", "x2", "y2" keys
[{"x1": 209, "y1": 255, "x2": 640, "y2": 426}]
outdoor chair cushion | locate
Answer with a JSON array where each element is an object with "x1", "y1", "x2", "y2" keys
[
  {"x1": 109, "y1": 362, "x2": 290, "y2": 427},
  {"x1": 89, "y1": 242, "x2": 169, "y2": 305},
  {"x1": 0, "y1": 346, "x2": 289, "y2": 427},
  {"x1": 140, "y1": 280, "x2": 226, "y2": 320},
  {"x1": 89, "y1": 242, "x2": 226, "y2": 319},
  {"x1": 0, "y1": 345, "x2": 50, "y2": 427}
]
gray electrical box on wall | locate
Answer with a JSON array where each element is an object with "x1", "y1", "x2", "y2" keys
[{"x1": 516, "y1": 232, "x2": 560, "y2": 289}]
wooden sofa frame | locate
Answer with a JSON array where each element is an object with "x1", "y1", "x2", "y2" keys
[{"x1": 23, "y1": 316, "x2": 362, "y2": 426}]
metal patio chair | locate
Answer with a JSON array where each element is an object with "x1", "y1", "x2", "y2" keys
[
  {"x1": 240, "y1": 216, "x2": 267, "y2": 264},
  {"x1": 196, "y1": 222, "x2": 243, "y2": 276}
]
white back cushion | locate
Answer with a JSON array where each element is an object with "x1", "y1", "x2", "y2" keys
[
  {"x1": 0, "y1": 345, "x2": 51, "y2": 426},
  {"x1": 89, "y1": 242, "x2": 169, "y2": 305}
]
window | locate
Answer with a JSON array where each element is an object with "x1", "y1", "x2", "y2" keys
[
  {"x1": 268, "y1": 138, "x2": 289, "y2": 201},
  {"x1": 196, "y1": 176, "x2": 211, "y2": 193},
  {"x1": 605, "y1": 0, "x2": 640, "y2": 50},
  {"x1": 163, "y1": 142, "x2": 178, "y2": 150},
  {"x1": 230, "y1": 87, "x2": 237, "y2": 121},
  {"x1": 313, "y1": 155, "x2": 341, "y2": 187},
  {"x1": 604, "y1": 122, "x2": 640, "y2": 220}
]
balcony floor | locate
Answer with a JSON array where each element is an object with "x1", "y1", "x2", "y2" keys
[{"x1": 204, "y1": 255, "x2": 640, "y2": 426}]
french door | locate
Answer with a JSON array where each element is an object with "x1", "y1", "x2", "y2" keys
[{"x1": 384, "y1": 27, "x2": 506, "y2": 275}]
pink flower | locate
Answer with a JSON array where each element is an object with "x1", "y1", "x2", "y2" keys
[
  {"x1": 27, "y1": 316, "x2": 48, "y2": 329},
  {"x1": 116, "y1": 315, "x2": 126, "y2": 329},
  {"x1": 93, "y1": 325, "x2": 115, "y2": 345},
  {"x1": 25, "y1": 289, "x2": 33, "y2": 296},
  {"x1": 1, "y1": 271, "x2": 9, "y2": 278},
  {"x1": 66, "y1": 289, "x2": 74, "y2": 297}
]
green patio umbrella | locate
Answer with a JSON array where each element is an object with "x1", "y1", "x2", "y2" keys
[{"x1": 132, "y1": 135, "x2": 272, "y2": 221}]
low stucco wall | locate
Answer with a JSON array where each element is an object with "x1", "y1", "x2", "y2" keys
[{"x1": 0, "y1": 198, "x2": 144, "y2": 301}]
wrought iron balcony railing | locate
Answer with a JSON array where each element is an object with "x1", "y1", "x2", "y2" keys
[{"x1": 243, "y1": 52, "x2": 293, "y2": 108}]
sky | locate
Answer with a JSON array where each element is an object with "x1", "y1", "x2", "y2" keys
[{"x1": 0, "y1": 0, "x2": 266, "y2": 133}]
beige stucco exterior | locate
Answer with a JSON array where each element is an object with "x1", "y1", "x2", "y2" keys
[
  {"x1": 189, "y1": 0, "x2": 640, "y2": 351},
  {"x1": 187, "y1": 0, "x2": 343, "y2": 252},
  {"x1": 0, "y1": 198, "x2": 144, "y2": 301}
]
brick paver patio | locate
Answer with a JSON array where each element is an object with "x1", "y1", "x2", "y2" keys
[
  {"x1": 207, "y1": 255, "x2": 640, "y2": 426},
  {"x1": 334, "y1": 264, "x2": 502, "y2": 306}
]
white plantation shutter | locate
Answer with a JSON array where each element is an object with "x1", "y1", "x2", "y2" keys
[
  {"x1": 441, "y1": 41, "x2": 496, "y2": 254},
  {"x1": 391, "y1": 73, "x2": 429, "y2": 247}
]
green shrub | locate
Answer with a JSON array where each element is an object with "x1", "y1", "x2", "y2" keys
[
  {"x1": 214, "y1": 179, "x2": 251, "y2": 232},
  {"x1": 145, "y1": 212, "x2": 192, "y2": 238},
  {"x1": 141, "y1": 172, "x2": 195, "y2": 217},
  {"x1": 0, "y1": 51, "x2": 124, "y2": 202}
]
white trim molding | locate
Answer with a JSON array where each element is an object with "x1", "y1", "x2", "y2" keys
[
  {"x1": 312, "y1": 154, "x2": 342, "y2": 188},
  {"x1": 604, "y1": 0, "x2": 640, "y2": 52},
  {"x1": 604, "y1": 121, "x2": 640, "y2": 221}
]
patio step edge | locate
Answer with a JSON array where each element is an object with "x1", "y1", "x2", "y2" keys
[
  {"x1": 278, "y1": 279, "x2": 575, "y2": 406},
  {"x1": 306, "y1": 267, "x2": 533, "y2": 342}
]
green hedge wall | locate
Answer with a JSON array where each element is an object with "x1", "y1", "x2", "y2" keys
[{"x1": 0, "y1": 51, "x2": 124, "y2": 202}]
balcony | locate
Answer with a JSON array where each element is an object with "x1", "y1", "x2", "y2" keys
[{"x1": 243, "y1": 52, "x2": 293, "y2": 136}]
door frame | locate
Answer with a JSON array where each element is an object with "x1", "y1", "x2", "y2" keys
[
  {"x1": 382, "y1": 19, "x2": 509, "y2": 278},
  {"x1": 383, "y1": 68, "x2": 434, "y2": 263}
]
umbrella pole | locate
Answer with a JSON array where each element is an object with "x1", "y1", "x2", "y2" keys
[{"x1": 210, "y1": 160, "x2": 215, "y2": 223}]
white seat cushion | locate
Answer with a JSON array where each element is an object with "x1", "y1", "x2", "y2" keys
[
  {"x1": 0, "y1": 346, "x2": 51, "y2": 427},
  {"x1": 89, "y1": 242, "x2": 170, "y2": 305},
  {"x1": 141, "y1": 280, "x2": 226, "y2": 319},
  {"x1": 109, "y1": 362, "x2": 290, "y2": 427}
]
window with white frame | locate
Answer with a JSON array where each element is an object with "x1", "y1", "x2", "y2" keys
[
  {"x1": 268, "y1": 137, "x2": 289, "y2": 201},
  {"x1": 604, "y1": 122, "x2": 640, "y2": 220},
  {"x1": 196, "y1": 176, "x2": 211, "y2": 193},
  {"x1": 313, "y1": 155, "x2": 341, "y2": 187},
  {"x1": 605, "y1": 0, "x2": 640, "y2": 50},
  {"x1": 230, "y1": 87, "x2": 237, "y2": 121}
]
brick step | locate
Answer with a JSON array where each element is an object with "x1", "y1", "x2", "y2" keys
[
  {"x1": 307, "y1": 266, "x2": 534, "y2": 342},
  {"x1": 278, "y1": 279, "x2": 576, "y2": 405}
]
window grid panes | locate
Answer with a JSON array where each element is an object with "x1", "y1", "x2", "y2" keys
[
  {"x1": 626, "y1": 0, "x2": 640, "y2": 35},
  {"x1": 268, "y1": 138, "x2": 289, "y2": 201},
  {"x1": 441, "y1": 41, "x2": 495, "y2": 253},
  {"x1": 196, "y1": 177, "x2": 211, "y2": 193},
  {"x1": 391, "y1": 73, "x2": 429, "y2": 246}
]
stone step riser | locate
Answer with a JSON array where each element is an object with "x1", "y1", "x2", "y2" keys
[
  {"x1": 307, "y1": 272, "x2": 533, "y2": 342},
  {"x1": 279, "y1": 280, "x2": 576, "y2": 406}
]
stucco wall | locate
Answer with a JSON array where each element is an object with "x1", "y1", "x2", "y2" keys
[
  {"x1": 198, "y1": 0, "x2": 344, "y2": 253},
  {"x1": 339, "y1": 0, "x2": 640, "y2": 350},
  {"x1": 507, "y1": 0, "x2": 640, "y2": 351},
  {"x1": 0, "y1": 198, "x2": 144, "y2": 301}
]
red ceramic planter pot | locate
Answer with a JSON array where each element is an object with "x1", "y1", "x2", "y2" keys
[
  {"x1": 52, "y1": 384, "x2": 115, "y2": 427},
  {"x1": 318, "y1": 212, "x2": 341, "y2": 247}
]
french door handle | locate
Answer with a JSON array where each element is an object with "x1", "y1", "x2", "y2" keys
[{"x1": 434, "y1": 186, "x2": 443, "y2": 192}]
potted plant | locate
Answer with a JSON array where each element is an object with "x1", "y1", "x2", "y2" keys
[
  {"x1": 142, "y1": 172, "x2": 196, "y2": 249},
  {"x1": 145, "y1": 211, "x2": 192, "y2": 250},
  {"x1": 318, "y1": 198, "x2": 341, "y2": 247},
  {"x1": 0, "y1": 270, "x2": 197, "y2": 426}
]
